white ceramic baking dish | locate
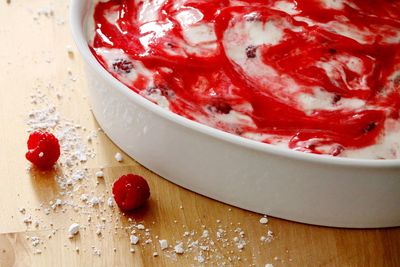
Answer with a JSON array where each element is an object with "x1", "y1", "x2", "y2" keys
[{"x1": 70, "y1": 0, "x2": 400, "y2": 228}]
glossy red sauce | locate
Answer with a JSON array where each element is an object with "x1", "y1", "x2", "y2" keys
[{"x1": 91, "y1": 0, "x2": 400, "y2": 156}]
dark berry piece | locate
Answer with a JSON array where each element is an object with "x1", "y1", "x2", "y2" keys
[
  {"x1": 328, "y1": 48, "x2": 337, "y2": 54},
  {"x1": 207, "y1": 101, "x2": 232, "y2": 114},
  {"x1": 112, "y1": 174, "x2": 150, "y2": 211},
  {"x1": 166, "y1": 42, "x2": 176, "y2": 48},
  {"x1": 112, "y1": 59, "x2": 134, "y2": 74},
  {"x1": 393, "y1": 74, "x2": 400, "y2": 86},
  {"x1": 25, "y1": 131, "x2": 60, "y2": 169},
  {"x1": 146, "y1": 86, "x2": 174, "y2": 98},
  {"x1": 246, "y1": 45, "x2": 258, "y2": 59},
  {"x1": 330, "y1": 145, "x2": 344, "y2": 156},
  {"x1": 332, "y1": 94, "x2": 342, "y2": 104},
  {"x1": 363, "y1": 122, "x2": 377, "y2": 133},
  {"x1": 245, "y1": 13, "x2": 261, "y2": 22}
]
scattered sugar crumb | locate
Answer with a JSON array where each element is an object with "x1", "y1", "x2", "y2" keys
[
  {"x1": 114, "y1": 152, "x2": 123, "y2": 162},
  {"x1": 259, "y1": 216, "x2": 269, "y2": 225},
  {"x1": 136, "y1": 224, "x2": 145, "y2": 230},
  {"x1": 197, "y1": 255, "x2": 205, "y2": 263},
  {"x1": 95, "y1": 171, "x2": 104, "y2": 178},
  {"x1": 174, "y1": 243, "x2": 185, "y2": 254},
  {"x1": 107, "y1": 197, "x2": 114, "y2": 207},
  {"x1": 93, "y1": 247, "x2": 101, "y2": 257},
  {"x1": 260, "y1": 230, "x2": 274, "y2": 243},
  {"x1": 66, "y1": 45, "x2": 74, "y2": 58},
  {"x1": 68, "y1": 223, "x2": 80, "y2": 237},
  {"x1": 130, "y1": 235, "x2": 139, "y2": 245},
  {"x1": 159, "y1": 239, "x2": 168, "y2": 250},
  {"x1": 31, "y1": 236, "x2": 41, "y2": 247}
]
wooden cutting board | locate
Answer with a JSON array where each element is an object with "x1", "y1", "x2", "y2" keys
[{"x1": 0, "y1": 1, "x2": 399, "y2": 266}]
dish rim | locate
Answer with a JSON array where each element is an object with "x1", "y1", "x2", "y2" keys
[{"x1": 70, "y1": 0, "x2": 400, "y2": 168}]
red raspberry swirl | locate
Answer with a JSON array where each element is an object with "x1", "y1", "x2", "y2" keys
[{"x1": 90, "y1": 0, "x2": 400, "y2": 158}]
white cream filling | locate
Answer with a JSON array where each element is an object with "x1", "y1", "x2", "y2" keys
[
  {"x1": 297, "y1": 87, "x2": 366, "y2": 114},
  {"x1": 174, "y1": 7, "x2": 204, "y2": 27},
  {"x1": 137, "y1": 0, "x2": 167, "y2": 23},
  {"x1": 181, "y1": 23, "x2": 217, "y2": 45},
  {"x1": 272, "y1": 1, "x2": 299, "y2": 15},
  {"x1": 321, "y1": 0, "x2": 346, "y2": 10}
]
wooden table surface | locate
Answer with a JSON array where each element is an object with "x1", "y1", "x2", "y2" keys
[{"x1": 0, "y1": 1, "x2": 399, "y2": 266}]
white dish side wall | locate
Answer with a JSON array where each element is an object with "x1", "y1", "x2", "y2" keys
[{"x1": 85, "y1": 64, "x2": 400, "y2": 228}]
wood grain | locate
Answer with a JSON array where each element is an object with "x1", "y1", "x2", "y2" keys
[{"x1": 0, "y1": 0, "x2": 399, "y2": 266}]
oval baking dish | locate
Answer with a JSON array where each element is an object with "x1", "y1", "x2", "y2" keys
[{"x1": 70, "y1": 0, "x2": 400, "y2": 228}]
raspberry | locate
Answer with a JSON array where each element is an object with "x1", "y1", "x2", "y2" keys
[
  {"x1": 112, "y1": 174, "x2": 150, "y2": 211},
  {"x1": 25, "y1": 131, "x2": 60, "y2": 169}
]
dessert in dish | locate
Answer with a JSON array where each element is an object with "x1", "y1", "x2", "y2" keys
[{"x1": 89, "y1": 0, "x2": 400, "y2": 159}]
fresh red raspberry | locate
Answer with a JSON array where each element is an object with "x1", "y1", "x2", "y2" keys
[
  {"x1": 25, "y1": 131, "x2": 60, "y2": 169},
  {"x1": 112, "y1": 174, "x2": 150, "y2": 211}
]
